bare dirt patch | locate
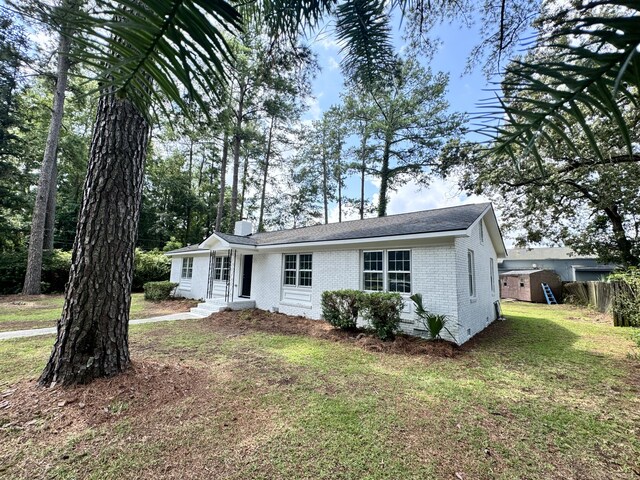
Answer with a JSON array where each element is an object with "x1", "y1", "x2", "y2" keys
[
  {"x1": 0, "y1": 361, "x2": 205, "y2": 437},
  {"x1": 201, "y1": 309, "x2": 458, "y2": 358},
  {"x1": 136, "y1": 297, "x2": 198, "y2": 318}
]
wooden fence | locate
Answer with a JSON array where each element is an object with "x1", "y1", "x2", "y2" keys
[{"x1": 563, "y1": 281, "x2": 636, "y2": 327}]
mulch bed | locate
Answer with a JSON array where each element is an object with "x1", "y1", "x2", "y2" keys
[{"x1": 201, "y1": 309, "x2": 459, "y2": 358}]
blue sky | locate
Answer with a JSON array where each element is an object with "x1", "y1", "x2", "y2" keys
[{"x1": 303, "y1": 17, "x2": 497, "y2": 224}]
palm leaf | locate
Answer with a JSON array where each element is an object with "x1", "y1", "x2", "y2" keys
[
  {"x1": 483, "y1": 0, "x2": 640, "y2": 172},
  {"x1": 51, "y1": 0, "x2": 242, "y2": 119}
]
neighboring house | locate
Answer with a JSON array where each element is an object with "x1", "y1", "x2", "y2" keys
[
  {"x1": 165, "y1": 203, "x2": 507, "y2": 345},
  {"x1": 498, "y1": 247, "x2": 617, "y2": 282},
  {"x1": 499, "y1": 269, "x2": 562, "y2": 303}
]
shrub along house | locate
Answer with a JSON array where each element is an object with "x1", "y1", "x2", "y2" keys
[{"x1": 165, "y1": 203, "x2": 507, "y2": 345}]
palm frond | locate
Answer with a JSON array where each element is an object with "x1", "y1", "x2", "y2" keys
[
  {"x1": 56, "y1": 0, "x2": 242, "y2": 118},
  {"x1": 335, "y1": 0, "x2": 394, "y2": 84},
  {"x1": 481, "y1": 0, "x2": 640, "y2": 172}
]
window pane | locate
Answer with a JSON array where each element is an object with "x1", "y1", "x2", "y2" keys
[
  {"x1": 299, "y1": 270, "x2": 312, "y2": 287},
  {"x1": 388, "y1": 272, "x2": 411, "y2": 293},
  {"x1": 388, "y1": 250, "x2": 410, "y2": 272},
  {"x1": 364, "y1": 272, "x2": 384, "y2": 291},
  {"x1": 364, "y1": 251, "x2": 383, "y2": 271},
  {"x1": 284, "y1": 270, "x2": 297, "y2": 285},
  {"x1": 299, "y1": 254, "x2": 312, "y2": 271},
  {"x1": 284, "y1": 255, "x2": 297, "y2": 270}
]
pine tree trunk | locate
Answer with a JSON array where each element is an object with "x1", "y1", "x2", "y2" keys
[
  {"x1": 215, "y1": 131, "x2": 228, "y2": 232},
  {"x1": 258, "y1": 116, "x2": 275, "y2": 232},
  {"x1": 39, "y1": 92, "x2": 149, "y2": 387},
  {"x1": 377, "y1": 137, "x2": 391, "y2": 217},
  {"x1": 322, "y1": 137, "x2": 329, "y2": 224},
  {"x1": 239, "y1": 152, "x2": 249, "y2": 220},
  {"x1": 229, "y1": 84, "x2": 245, "y2": 229},
  {"x1": 43, "y1": 159, "x2": 57, "y2": 250},
  {"x1": 337, "y1": 159, "x2": 342, "y2": 223},
  {"x1": 23, "y1": 31, "x2": 71, "y2": 294},
  {"x1": 358, "y1": 129, "x2": 368, "y2": 219}
]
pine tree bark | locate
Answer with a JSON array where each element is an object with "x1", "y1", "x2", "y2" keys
[
  {"x1": 239, "y1": 151, "x2": 249, "y2": 220},
  {"x1": 215, "y1": 131, "x2": 228, "y2": 232},
  {"x1": 377, "y1": 135, "x2": 392, "y2": 217},
  {"x1": 336, "y1": 158, "x2": 342, "y2": 223},
  {"x1": 229, "y1": 82, "x2": 246, "y2": 229},
  {"x1": 258, "y1": 116, "x2": 275, "y2": 232},
  {"x1": 23, "y1": 31, "x2": 71, "y2": 294},
  {"x1": 43, "y1": 160, "x2": 57, "y2": 251},
  {"x1": 39, "y1": 92, "x2": 149, "y2": 387},
  {"x1": 358, "y1": 129, "x2": 369, "y2": 219}
]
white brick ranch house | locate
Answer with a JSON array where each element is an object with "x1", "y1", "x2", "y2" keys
[{"x1": 165, "y1": 203, "x2": 507, "y2": 345}]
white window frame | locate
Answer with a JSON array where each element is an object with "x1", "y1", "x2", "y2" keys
[
  {"x1": 362, "y1": 249, "x2": 411, "y2": 294},
  {"x1": 468, "y1": 249, "x2": 476, "y2": 298},
  {"x1": 363, "y1": 250, "x2": 385, "y2": 292},
  {"x1": 213, "y1": 256, "x2": 230, "y2": 281},
  {"x1": 479, "y1": 220, "x2": 484, "y2": 244},
  {"x1": 490, "y1": 258, "x2": 495, "y2": 293},
  {"x1": 282, "y1": 253, "x2": 312, "y2": 288},
  {"x1": 181, "y1": 257, "x2": 193, "y2": 279}
]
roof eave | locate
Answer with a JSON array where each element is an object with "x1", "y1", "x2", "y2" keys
[{"x1": 164, "y1": 249, "x2": 209, "y2": 257}]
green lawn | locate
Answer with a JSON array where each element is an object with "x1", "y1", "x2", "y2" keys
[
  {"x1": 0, "y1": 293, "x2": 196, "y2": 332},
  {"x1": 0, "y1": 302, "x2": 638, "y2": 479}
]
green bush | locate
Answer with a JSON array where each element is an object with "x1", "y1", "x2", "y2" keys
[
  {"x1": 133, "y1": 249, "x2": 172, "y2": 291},
  {"x1": 144, "y1": 281, "x2": 178, "y2": 301},
  {"x1": 410, "y1": 293, "x2": 455, "y2": 341},
  {"x1": 0, "y1": 249, "x2": 72, "y2": 294},
  {"x1": 360, "y1": 292, "x2": 404, "y2": 341},
  {"x1": 0, "y1": 248, "x2": 170, "y2": 294},
  {"x1": 321, "y1": 289, "x2": 365, "y2": 330}
]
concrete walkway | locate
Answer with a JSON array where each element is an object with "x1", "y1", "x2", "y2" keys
[{"x1": 0, "y1": 312, "x2": 206, "y2": 341}]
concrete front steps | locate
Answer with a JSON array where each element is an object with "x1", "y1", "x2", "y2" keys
[{"x1": 190, "y1": 298, "x2": 256, "y2": 317}]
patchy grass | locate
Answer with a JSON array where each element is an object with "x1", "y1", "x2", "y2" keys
[
  {"x1": 0, "y1": 293, "x2": 197, "y2": 332},
  {"x1": 0, "y1": 302, "x2": 638, "y2": 479}
]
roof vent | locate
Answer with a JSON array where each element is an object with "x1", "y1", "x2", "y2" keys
[{"x1": 234, "y1": 220, "x2": 253, "y2": 236}]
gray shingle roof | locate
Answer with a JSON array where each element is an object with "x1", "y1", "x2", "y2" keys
[
  {"x1": 231, "y1": 203, "x2": 490, "y2": 246},
  {"x1": 164, "y1": 244, "x2": 207, "y2": 255}
]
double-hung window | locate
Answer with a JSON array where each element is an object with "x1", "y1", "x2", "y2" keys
[
  {"x1": 363, "y1": 251, "x2": 384, "y2": 291},
  {"x1": 387, "y1": 250, "x2": 411, "y2": 293},
  {"x1": 283, "y1": 254, "x2": 312, "y2": 287},
  {"x1": 181, "y1": 257, "x2": 193, "y2": 279},
  {"x1": 363, "y1": 250, "x2": 411, "y2": 293},
  {"x1": 468, "y1": 249, "x2": 476, "y2": 298},
  {"x1": 214, "y1": 256, "x2": 230, "y2": 281}
]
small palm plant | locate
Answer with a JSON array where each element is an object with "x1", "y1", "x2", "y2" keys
[{"x1": 410, "y1": 293, "x2": 455, "y2": 341}]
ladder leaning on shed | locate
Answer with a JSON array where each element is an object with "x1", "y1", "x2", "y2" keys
[{"x1": 541, "y1": 283, "x2": 558, "y2": 305}]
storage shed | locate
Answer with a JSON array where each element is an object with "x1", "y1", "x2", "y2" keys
[{"x1": 499, "y1": 269, "x2": 562, "y2": 303}]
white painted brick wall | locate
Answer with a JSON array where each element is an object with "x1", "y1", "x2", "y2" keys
[
  {"x1": 252, "y1": 244, "x2": 460, "y2": 340},
  {"x1": 453, "y1": 218, "x2": 500, "y2": 344},
  {"x1": 170, "y1": 253, "x2": 210, "y2": 300}
]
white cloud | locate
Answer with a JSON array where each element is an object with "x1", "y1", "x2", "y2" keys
[
  {"x1": 327, "y1": 56, "x2": 340, "y2": 71},
  {"x1": 385, "y1": 177, "x2": 489, "y2": 215},
  {"x1": 313, "y1": 32, "x2": 341, "y2": 51},
  {"x1": 304, "y1": 92, "x2": 324, "y2": 121}
]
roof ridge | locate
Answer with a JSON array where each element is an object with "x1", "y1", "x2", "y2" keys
[{"x1": 252, "y1": 202, "x2": 491, "y2": 236}]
